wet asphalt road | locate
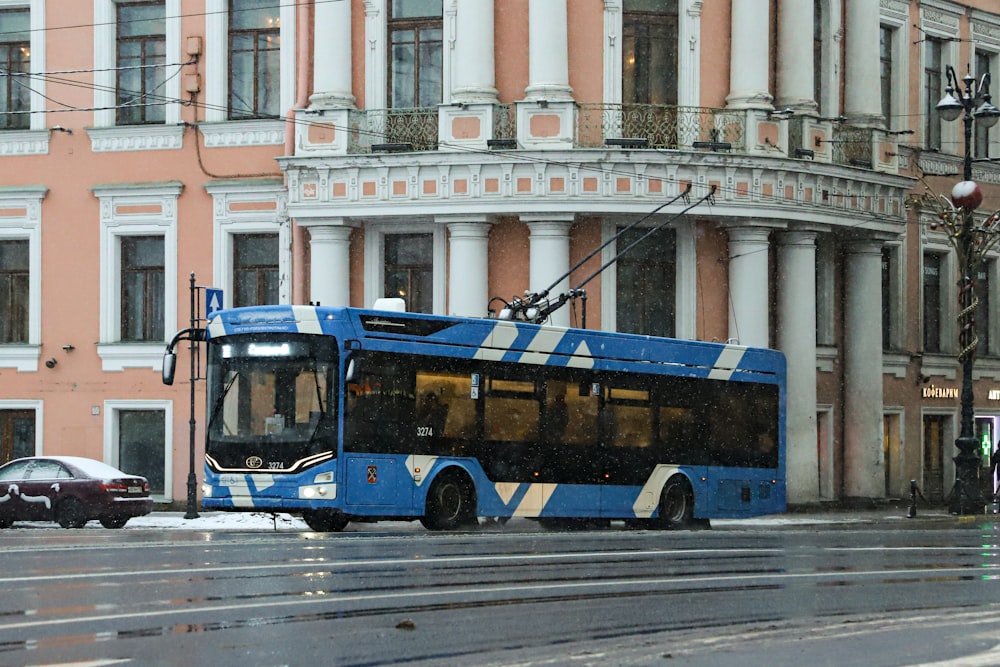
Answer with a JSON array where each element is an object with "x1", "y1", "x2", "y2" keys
[{"x1": 3, "y1": 516, "x2": 1000, "y2": 666}]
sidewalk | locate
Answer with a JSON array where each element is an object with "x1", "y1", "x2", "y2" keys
[{"x1": 126, "y1": 505, "x2": 983, "y2": 531}]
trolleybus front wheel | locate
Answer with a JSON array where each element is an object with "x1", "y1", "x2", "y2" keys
[
  {"x1": 658, "y1": 476, "x2": 694, "y2": 529},
  {"x1": 421, "y1": 471, "x2": 477, "y2": 531},
  {"x1": 302, "y1": 509, "x2": 349, "y2": 532}
]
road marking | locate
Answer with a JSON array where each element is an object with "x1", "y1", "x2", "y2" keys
[{"x1": 1, "y1": 563, "x2": 999, "y2": 633}]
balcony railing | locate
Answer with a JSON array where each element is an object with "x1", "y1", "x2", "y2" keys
[
  {"x1": 830, "y1": 125, "x2": 874, "y2": 169},
  {"x1": 348, "y1": 107, "x2": 440, "y2": 152},
  {"x1": 577, "y1": 103, "x2": 746, "y2": 151}
]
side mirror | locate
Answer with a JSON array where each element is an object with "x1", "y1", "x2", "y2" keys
[
  {"x1": 162, "y1": 352, "x2": 176, "y2": 386},
  {"x1": 345, "y1": 357, "x2": 357, "y2": 384}
]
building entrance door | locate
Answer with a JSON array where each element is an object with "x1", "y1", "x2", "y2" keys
[
  {"x1": 923, "y1": 415, "x2": 947, "y2": 502},
  {"x1": 0, "y1": 410, "x2": 35, "y2": 464}
]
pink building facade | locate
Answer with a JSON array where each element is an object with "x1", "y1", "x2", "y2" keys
[{"x1": 2, "y1": 0, "x2": 1000, "y2": 508}]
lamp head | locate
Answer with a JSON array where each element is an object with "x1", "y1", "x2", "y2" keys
[{"x1": 937, "y1": 90, "x2": 964, "y2": 122}]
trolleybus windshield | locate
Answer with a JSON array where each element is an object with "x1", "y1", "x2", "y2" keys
[{"x1": 205, "y1": 334, "x2": 338, "y2": 472}]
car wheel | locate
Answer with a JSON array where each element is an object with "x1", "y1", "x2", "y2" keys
[
  {"x1": 301, "y1": 509, "x2": 349, "y2": 532},
  {"x1": 420, "y1": 471, "x2": 476, "y2": 531},
  {"x1": 56, "y1": 498, "x2": 88, "y2": 529},
  {"x1": 0, "y1": 514, "x2": 12, "y2": 529},
  {"x1": 99, "y1": 515, "x2": 129, "y2": 529},
  {"x1": 657, "y1": 476, "x2": 694, "y2": 530}
]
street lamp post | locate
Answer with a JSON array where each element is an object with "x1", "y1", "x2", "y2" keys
[{"x1": 928, "y1": 65, "x2": 1000, "y2": 514}]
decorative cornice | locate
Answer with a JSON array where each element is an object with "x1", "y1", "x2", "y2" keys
[
  {"x1": 280, "y1": 150, "x2": 914, "y2": 236},
  {"x1": 0, "y1": 130, "x2": 49, "y2": 156},
  {"x1": 198, "y1": 120, "x2": 284, "y2": 147},
  {"x1": 87, "y1": 125, "x2": 185, "y2": 152}
]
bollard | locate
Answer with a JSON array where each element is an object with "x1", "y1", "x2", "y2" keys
[{"x1": 907, "y1": 479, "x2": 918, "y2": 518}]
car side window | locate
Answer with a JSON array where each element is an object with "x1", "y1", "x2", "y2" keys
[
  {"x1": 27, "y1": 461, "x2": 71, "y2": 480},
  {"x1": 0, "y1": 461, "x2": 30, "y2": 481}
]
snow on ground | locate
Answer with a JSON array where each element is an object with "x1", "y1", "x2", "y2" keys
[{"x1": 113, "y1": 510, "x2": 934, "y2": 531}]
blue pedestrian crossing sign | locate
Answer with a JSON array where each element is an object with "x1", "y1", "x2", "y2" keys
[{"x1": 205, "y1": 288, "x2": 224, "y2": 319}]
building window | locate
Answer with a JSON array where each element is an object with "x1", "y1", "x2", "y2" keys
[
  {"x1": 0, "y1": 409, "x2": 34, "y2": 463},
  {"x1": 813, "y1": 0, "x2": 823, "y2": 111},
  {"x1": 116, "y1": 2, "x2": 166, "y2": 125},
  {"x1": 975, "y1": 50, "x2": 995, "y2": 159},
  {"x1": 384, "y1": 233, "x2": 432, "y2": 313},
  {"x1": 923, "y1": 252, "x2": 943, "y2": 354},
  {"x1": 388, "y1": 0, "x2": 442, "y2": 109},
  {"x1": 0, "y1": 8, "x2": 30, "y2": 131},
  {"x1": 880, "y1": 25, "x2": 893, "y2": 130},
  {"x1": 0, "y1": 239, "x2": 28, "y2": 343},
  {"x1": 616, "y1": 226, "x2": 675, "y2": 337},
  {"x1": 120, "y1": 236, "x2": 164, "y2": 342},
  {"x1": 108, "y1": 404, "x2": 170, "y2": 499},
  {"x1": 925, "y1": 38, "x2": 944, "y2": 151},
  {"x1": 229, "y1": 0, "x2": 280, "y2": 119},
  {"x1": 976, "y1": 261, "x2": 991, "y2": 356},
  {"x1": 882, "y1": 246, "x2": 903, "y2": 352},
  {"x1": 233, "y1": 233, "x2": 278, "y2": 307},
  {"x1": 623, "y1": 0, "x2": 677, "y2": 107}
]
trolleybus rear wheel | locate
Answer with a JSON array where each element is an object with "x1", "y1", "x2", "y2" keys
[
  {"x1": 302, "y1": 509, "x2": 349, "y2": 532},
  {"x1": 421, "y1": 471, "x2": 476, "y2": 531},
  {"x1": 658, "y1": 476, "x2": 694, "y2": 529}
]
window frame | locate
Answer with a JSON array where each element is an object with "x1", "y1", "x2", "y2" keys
[
  {"x1": 227, "y1": 0, "x2": 281, "y2": 120},
  {"x1": 601, "y1": 215, "x2": 695, "y2": 339},
  {"x1": 0, "y1": 400, "x2": 41, "y2": 459},
  {"x1": 0, "y1": 238, "x2": 30, "y2": 344},
  {"x1": 364, "y1": 0, "x2": 454, "y2": 110},
  {"x1": 119, "y1": 235, "x2": 165, "y2": 342},
  {"x1": 95, "y1": 183, "x2": 180, "y2": 371},
  {"x1": 103, "y1": 399, "x2": 172, "y2": 503},
  {"x1": 0, "y1": 186, "x2": 43, "y2": 371},
  {"x1": 602, "y1": 0, "x2": 698, "y2": 107},
  {"x1": 919, "y1": 3, "x2": 961, "y2": 153},
  {"x1": 203, "y1": 0, "x2": 293, "y2": 145},
  {"x1": 115, "y1": 1, "x2": 168, "y2": 126},
  {"x1": 0, "y1": 0, "x2": 47, "y2": 154},
  {"x1": 92, "y1": 0, "x2": 183, "y2": 150},
  {"x1": 881, "y1": 241, "x2": 905, "y2": 353},
  {"x1": 364, "y1": 221, "x2": 446, "y2": 313},
  {"x1": 387, "y1": 1, "x2": 443, "y2": 110},
  {"x1": 0, "y1": 6, "x2": 31, "y2": 131},
  {"x1": 206, "y1": 179, "x2": 289, "y2": 310}
]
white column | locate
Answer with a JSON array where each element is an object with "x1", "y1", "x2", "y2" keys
[
  {"x1": 844, "y1": 0, "x2": 883, "y2": 125},
  {"x1": 775, "y1": 0, "x2": 816, "y2": 114},
  {"x1": 307, "y1": 224, "x2": 353, "y2": 307},
  {"x1": 525, "y1": 0, "x2": 572, "y2": 101},
  {"x1": 309, "y1": 0, "x2": 354, "y2": 108},
  {"x1": 525, "y1": 216, "x2": 574, "y2": 328},
  {"x1": 726, "y1": 226, "x2": 771, "y2": 348},
  {"x1": 726, "y1": 0, "x2": 772, "y2": 109},
  {"x1": 446, "y1": 218, "x2": 491, "y2": 317},
  {"x1": 453, "y1": 0, "x2": 498, "y2": 104},
  {"x1": 843, "y1": 239, "x2": 885, "y2": 498},
  {"x1": 777, "y1": 230, "x2": 819, "y2": 504}
]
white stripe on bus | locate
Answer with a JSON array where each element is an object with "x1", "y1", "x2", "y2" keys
[
  {"x1": 474, "y1": 321, "x2": 520, "y2": 361},
  {"x1": 632, "y1": 464, "x2": 681, "y2": 518},
  {"x1": 707, "y1": 345, "x2": 746, "y2": 380},
  {"x1": 512, "y1": 483, "x2": 556, "y2": 517},
  {"x1": 517, "y1": 328, "x2": 566, "y2": 365},
  {"x1": 293, "y1": 305, "x2": 324, "y2": 334}
]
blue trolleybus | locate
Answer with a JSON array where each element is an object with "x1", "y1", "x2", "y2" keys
[{"x1": 176, "y1": 303, "x2": 786, "y2": 531}]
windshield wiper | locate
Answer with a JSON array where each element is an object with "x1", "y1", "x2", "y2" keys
[{"x1": 208, "y1": 372, "x2": 240, "y2": 434}]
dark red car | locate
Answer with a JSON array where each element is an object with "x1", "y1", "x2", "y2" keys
[{"x1": 0, "y1": 456, "x2": 153, "y2": 529}]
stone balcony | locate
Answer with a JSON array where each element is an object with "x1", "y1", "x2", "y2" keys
[{"x1": 293, "y1": 102, "x2": 901, "y2": 177}]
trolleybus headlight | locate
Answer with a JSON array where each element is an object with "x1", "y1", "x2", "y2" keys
[
  {"x1": 202, "y1": 484, "x2": 212, "y2": 498},
  {"x1": 313, "y1": 471, "x2": 334, "y2": 484}
]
